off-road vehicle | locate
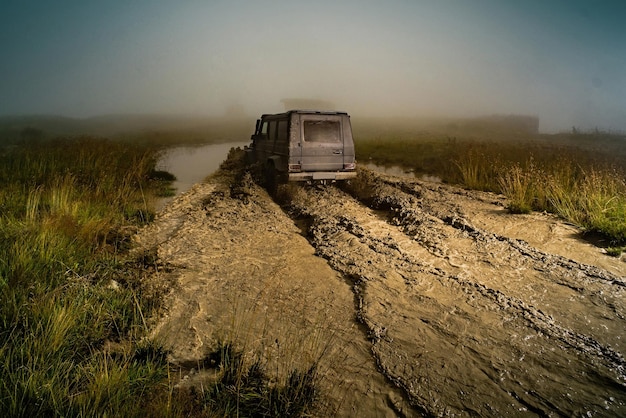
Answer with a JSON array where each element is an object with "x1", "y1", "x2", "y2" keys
[{"x1": 246, "y1": 110, "x2": 357, "y2": 194}]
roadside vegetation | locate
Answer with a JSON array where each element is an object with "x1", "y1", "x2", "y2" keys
[
  {"x1": 0, "y1": 136, "x2": 318, "y2": 417},
  {"x1": 355, "y1": 125, "x2": 626, "y2": 253},
  {"x1": 0, "y1": 137, "x2": 173, "y2": 416},
  {"x1": 167, "y1": 342, "x2": 318, "y2": 417},
  {"x1": 0, "y1": 115, "x2": 252, "y2": 148}
]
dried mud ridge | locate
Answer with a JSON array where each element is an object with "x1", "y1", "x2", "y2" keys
[{"x1": 136, "y1": 151, "x2": 626, "y2": 417}]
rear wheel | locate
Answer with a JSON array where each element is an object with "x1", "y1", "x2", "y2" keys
[{"x1": 265, "y1": 163, "x2": 278, "y2": 197}]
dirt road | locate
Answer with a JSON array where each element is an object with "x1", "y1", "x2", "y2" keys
[{"x1": 134, "y1": 150, "x2": 626, "y2": 417}]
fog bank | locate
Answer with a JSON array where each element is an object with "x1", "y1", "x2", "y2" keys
[{"x1": 1, "y1": 1, "x2": 625, "y2": 133}]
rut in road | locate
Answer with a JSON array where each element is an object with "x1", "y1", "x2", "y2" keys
[
  {"x1": 281, "y1": 168, "x2": 626, "y2": 417},
  {"x1": 136, "y1": 149, "x2": 625, "y2": 417},
  {"x1": 135, "y1": 160, "x2": 417, "y2": 417}
]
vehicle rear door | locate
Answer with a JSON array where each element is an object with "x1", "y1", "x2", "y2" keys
[{"x1": 299, "y1": 114, "x2": 344, "y2": 172}]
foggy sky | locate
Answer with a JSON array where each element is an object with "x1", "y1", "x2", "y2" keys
[{"x1": 1, "y1": 0, "x2": 625, "y2": 132}]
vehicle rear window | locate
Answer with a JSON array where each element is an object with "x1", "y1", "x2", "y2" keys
[{"x1": 303, "y1": 121, "x2": 341, "y2": 143}]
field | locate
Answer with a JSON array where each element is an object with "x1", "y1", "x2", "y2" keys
[
  {"x1": 353, "y1": 117, "x2": 626, "y2": 252},
  {"x1": 1, "y1": 115, "x2": 625, "y2": 416},
  {"x1": 0, "y1": 137, "x2": 177, "y2": 416}
]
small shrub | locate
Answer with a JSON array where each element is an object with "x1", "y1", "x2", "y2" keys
[{"x1": 498, "y1": 164, "x2": 533, "y2": 214}]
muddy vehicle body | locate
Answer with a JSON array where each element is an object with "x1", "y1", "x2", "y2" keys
[{"x1": 246, "y1": 110, "x2": 356, "y2": 193}]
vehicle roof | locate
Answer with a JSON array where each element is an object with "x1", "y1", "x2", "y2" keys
[{"x1": 260, "y1": 109, "x2": 349, "y2": 118}]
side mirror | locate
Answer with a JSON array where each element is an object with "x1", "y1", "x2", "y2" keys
[{"x1": 255, "y1": 119, "x2": 261, "y2": 133}]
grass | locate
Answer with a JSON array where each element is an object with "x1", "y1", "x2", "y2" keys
[
  {"x1": 0, "y1": 115, "x2": 253, "y2": 147},
  {"x1": 0, "y1": 136, "x2": 175, "y2": 416},
  {"x1": 197, "y1": 342, "x2": 318, "y2": 417},
  {"x1": 497, "y1": 162, "x2": 535, "y2": 214},
  {"x1": 355, "y1": 127, "x2": 626, "y2": 250},
  {"x1": 143, "y1": 342, "x2": 319, "y2": 418},
  {"x1": 544, "y1": 164, "x2": 626, "y2": 242}
]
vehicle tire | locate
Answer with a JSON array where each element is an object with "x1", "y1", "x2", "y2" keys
[
  {"x1": 244, "y1": 148, "x2": 255, "y2": 165},
  {"x1": 265, "y1": 163, "x2": 278, "y2": 197}
]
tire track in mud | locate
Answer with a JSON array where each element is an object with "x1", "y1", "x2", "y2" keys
[
  {"x1": 282, "y1": 169, "x2": 626, "y2": 417},
  {"x1": 135, "y1": 163, "x2": 418, "y2": 417},
  {"x1": 137, "y1": 151, "x2": 626, "y2": 417},
  {"x1": 368, "y1": 173, "x2": 626, "y2": 338}
]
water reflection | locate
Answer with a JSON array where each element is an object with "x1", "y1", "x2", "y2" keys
[{"x1": 156, "y1": 141, "x2": 248, "y2": 207}]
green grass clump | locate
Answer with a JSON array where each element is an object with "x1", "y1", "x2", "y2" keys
[
  {"x1": 0, "y1": 137, "x2": 174, "y2": 417},
  {"x1": 149, "y1": 170, "x2": 178, "y2": 198},
  {"x1": 545, "y1": 165, "x2": 626, "y2": 243}
]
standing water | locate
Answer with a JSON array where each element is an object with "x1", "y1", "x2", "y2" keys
[{"x1": 156, "y1": 141, "x2": 249, "y2": 208}]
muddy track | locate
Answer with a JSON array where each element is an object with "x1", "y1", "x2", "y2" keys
[
  {"x1": 285, "y1": 172, "x2": 626, "y2": 416},
  {"x1": 135, "y1": 152, "x2": 626, "y2": 417}
]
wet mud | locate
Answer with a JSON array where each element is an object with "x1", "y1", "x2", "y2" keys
[{"x1": 134, "y1": 151, "x2": 625, "y2": 417}]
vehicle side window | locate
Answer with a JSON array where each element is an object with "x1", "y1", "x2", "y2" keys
[
  {"x1": 268, "y1": 121, "x2": 277, "y2": 142},
  {"x1": 260, "y1": 121, "x2": 269, "y2": 138},
  {"x1": 277, "y1": 120, "x2": 288, "y2": 145}
]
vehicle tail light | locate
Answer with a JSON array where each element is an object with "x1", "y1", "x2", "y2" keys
[
  {"x1": 343, "y1": 162, "x2": 356, "y2": 170},
  {"x1": 288, "y1": 164, "x2": 301, "y2": 172}
]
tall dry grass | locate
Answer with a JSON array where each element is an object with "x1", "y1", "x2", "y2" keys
[
  {"x1": 498, "y1": 163, "x2": 536, "y2": 214},
  {"x1": 543, "y1": 164, "x2": 626, "y2": 243},
  {"x1": 355, "y1": 132, "x2": 626, "y2": 248}
]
